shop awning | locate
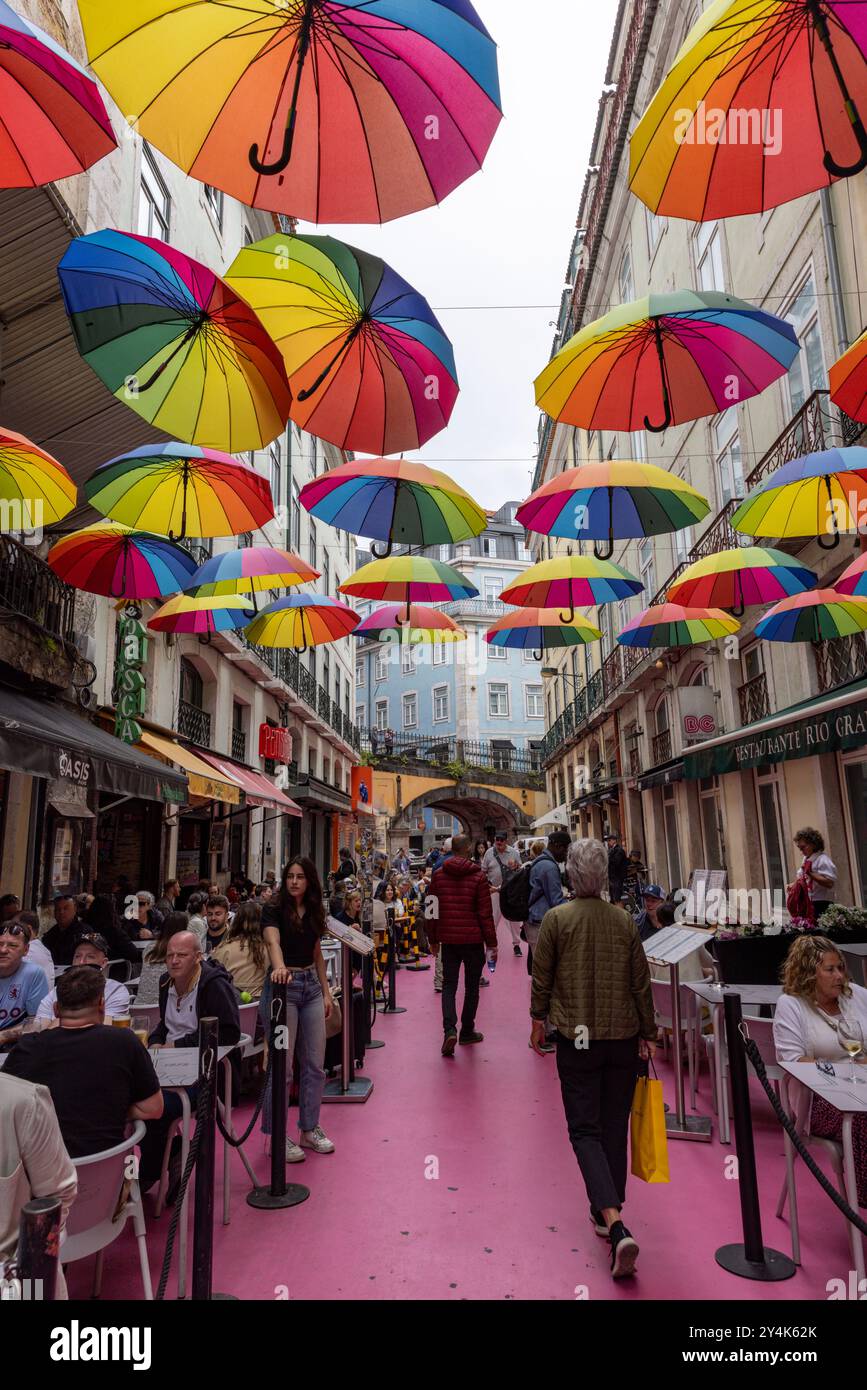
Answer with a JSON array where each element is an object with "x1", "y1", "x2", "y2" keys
[
  {"x1": 531, "y1": 804, "x2": 569, "y2": 830},
  {"x1": 638, "y1": 761, "x2": 684, "y2": 792},
  {"x1": 139, "y1": 731, "x2": 241, "y2": 805},
  {"x1": 196, "y1": 751, "x2": 302, "y2": 817},
  {"x1": 283, "y1": 773, "x2": 352, "y2": 814},
  {"x1": 0, "y1": 686, "x2": 187, "y2": 803},
  {"x1": 683, "y1": 678, "x2": 867, "y2": 780}
]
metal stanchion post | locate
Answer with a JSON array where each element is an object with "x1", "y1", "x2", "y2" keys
[
  {"x1": 17, "y1": 1197, "x2": 60, "y2": 1301},
  {"x1": 380, "y1": 921, "x2": 406, "y2": 1015},
  {"x1": 192, "y1": 1016, "x2": 240, "y2": 1301},
  {"x1": 247, "y1": 983, "x2": 310, "y2": 1210},
  {"x1": 715, "y1": 991, "x2": 796, "y2": 1281},
  {"x1": 363, "y1": 950, "x2": 385, "y2": 1049},
  {"x1": 324, "y1": 942, "x2": 374, "y2": 1101}
]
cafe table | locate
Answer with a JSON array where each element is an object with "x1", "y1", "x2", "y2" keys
[
  {"x1": 779, "y1": 1060, "x2": 867, "y2": 1282},
  {"x1": 684, "y1": 982, "x2": 783, "y2": 1145}
]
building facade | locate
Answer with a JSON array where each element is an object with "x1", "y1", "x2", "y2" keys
[{"x1": 535, "y1": 0, "x2": 867, "y2": 907}]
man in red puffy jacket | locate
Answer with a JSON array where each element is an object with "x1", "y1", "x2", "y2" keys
[{"x1": 427, "y1": 835, "x2": 498, "y2": 1056}]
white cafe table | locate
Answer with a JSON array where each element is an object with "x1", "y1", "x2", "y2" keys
[
  {"x1": 684, "y1": 982, "x2": 783, "y2": 1145},
  {"x1": 779, "y1": 1060, "x2": 867, "y2": 1283}
]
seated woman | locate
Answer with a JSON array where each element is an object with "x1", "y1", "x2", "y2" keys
[
  {"x1": 774, "y1": 935, "x2": 867, "y2": 1205},
  {"x1": 212, "y1": 901, "x2": 268, "y2": 1000},
  {"x1": 379, "y1": 881, "x2": 405, "y2": 918},
  {"x1": 134, "y1": 911, "x2": 191, "y2": 1004}
]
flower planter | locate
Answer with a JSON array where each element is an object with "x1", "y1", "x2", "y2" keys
[{"x1": 711, "y1": 926, "x2": 867, "y2": 984}]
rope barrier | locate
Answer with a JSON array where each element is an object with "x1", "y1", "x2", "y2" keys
[{"x1": 154, "y1": 1078, "x2": 211, "y2": 1302}]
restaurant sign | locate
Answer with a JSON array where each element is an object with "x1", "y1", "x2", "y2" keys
[
  {"x1": 259, "y1": 723, "x2": 292, "y2": 764},
  {"x1": 684, "y1": 694, "x2": 867, "y2": 779}
]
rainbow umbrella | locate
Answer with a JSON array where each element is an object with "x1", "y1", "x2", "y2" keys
[
  {"x1": 830, "y1": 329, "x2": 867, "y2": 422},
  {"x1": 0, "y1": 427, "x2": 76, "y2": 527},
  {"x1": 756, "y1": 589, "x2": 867, "y2": 642},
  {"x1": 500, "y1": 556, "x2": 643, "y2": 625},
  {"x1": 148, "y1": 594, "x2": 256, "y2": 638},
  {"x1": 84, "y1": 444, "x2": 274, "y2": 541},
  {"x1": 246, "y1": 594, "x2": 360, "y2": 654},
  {"x1": 300, "y1": 457, "x2": 485, "y2": 559},
  {"x1": 78, "y1": 0, "x2": 501, "y2": 226},
  {"x1": 354, "y1": 604, "x2": 466, "y2": 644},
  {"x1": 617, "y1": 604, "x2": 740, "y2": 649},
  {"x1": 47, "y1": 523, "x2": 197, "y2": 600},
  {"x1": 535, "y1": 291, "x2": 798, "y2": 434},
  {"x1": 486, "y1": 608, "x2": 602, "y2": 663},
  {"x1": 186, "y1": 546, "x2": 319, "y2": 613},
  {"x1": 835, "y1": 552, "x2": 867, "y2": 597},
  {"x1": 0, "y1": 0, "x2": 116, "y2": 187},
  {"x1": 667, "y1": 547, "x2": 817, "y2": 617},
  {"x1": 732, "y1": 448, "x2": 867, "y2": 550},
  {"x1": 516, "y1": 460, "x2": 710, "y2": 559},
  {"x1": 57, "y1": 229, "x2": 292, "y2": 452},
  {"x1": 226, "y1": 235, "x2": 458, "y2": 456},
  {"x1": 340, "y1": 555, "x2": 477, "y2": 624},
  {"x1": 630, "y1": 0, "x2": 867, "y2": 223}
]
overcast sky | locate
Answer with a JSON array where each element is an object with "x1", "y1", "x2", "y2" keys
[{"x1": 305, "y1": 0, "x2": 619, "y2": 510}]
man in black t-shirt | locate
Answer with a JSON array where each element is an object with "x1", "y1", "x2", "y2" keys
[{"x1": 3, "y1": 966, "x2": 162, "y2": 1158}]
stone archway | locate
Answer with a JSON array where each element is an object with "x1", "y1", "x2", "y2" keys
[{"x1": 392, "y1": 784, "x2": 534, "y2": 844}]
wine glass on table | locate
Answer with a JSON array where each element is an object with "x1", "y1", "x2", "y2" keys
[{"x1": 838, "y1": 1016, "x2": 864, "y2": 1085}]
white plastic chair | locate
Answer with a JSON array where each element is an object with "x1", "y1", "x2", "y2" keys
[
  {"x1": 239, "y1": 1002, "x2": 263, "y2": 1062},
  {"x1": 651, "y1": 977, "x2": 701, "y2": 1109},
  {"x1": 63, "y1": 1120, "x2": 152, "y2": 1300},
  {"x1": 106, "y1": 958, "x2": 133, "y2": 984}
]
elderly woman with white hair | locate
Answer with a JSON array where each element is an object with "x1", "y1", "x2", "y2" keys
[{"x1": 530, "y1": 838, "x2": 656, "y2": 1280}]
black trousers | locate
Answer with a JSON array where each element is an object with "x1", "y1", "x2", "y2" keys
[
  {"x1": 441, "y1": 943, "x2": 485, "y2": 1035},
  {"x1": 555, "y1": 1033, "x2": 640, "y2": 1213}
]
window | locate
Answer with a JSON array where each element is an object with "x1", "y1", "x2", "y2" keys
[
  {"x1": 355, "y1": 705, "x2": 366, "y2": 729},
  {"x1": 401, "y1": 643, "x2": 416, "y2": 675},
  {"x1": 714, "y1": 409, "x2": 744, "y2": 506},
  {"x1": 402, "y1": 692, "x2": 417, "y2": 729},
  {"x1": 488, "y1": 683, "x2": 510, "y2": 718},
  {"x1": 345, "y1": 531, "x2": 351, "y2": 562},
  {"x1": 375, "y1": 700, "x2": 388, "y2": 731},
  {"x1": 309, "y1": 521, "x2": 317, "y2": 572},
  {"x1": 618, "y1": 247, "x2": 634, "y2": 304},
  {"x1": 784, "y1": 272, "x2": 826, "y2": 413},
  {"x1": 375, "y1": 649, "x2": 389, "y2": 680},
  {"x1": 694, "y1": 221, "x2": 725, "y2": 293},
  {"x1": 269, "y1": 442, "x2": 281, "y2": 511},
  {"x1": 484, "y1": 577, "x2": 502, "y2": 605},
  {"x1": 311, "y1": 437, "x2": 318, "y2": 478},
  {"x1": 433, "y1": 812, "x2": 453, "y2": 832},
  {"x1": 291, "y1": 480, "x2": 301, "y2": 553},
  {"x1": 599, "y1": 603, "x2": 614, "y2": 656},
  {"x1": 356, "y1": 659, "x2": 365, "y2": 688},
  {"x1": 526, "y1": 685, "x2": 544, "y2": 719},
  {"x1": 638, "y1": 538, "x2": 655, "y2": 600},
  {"x1": 482, "y1": 537, "x2": 497, "y2": 558},
  {"x1": 322, "y1": 552, "x2": 330, "y2": 597},
  {"x1": 488, "y1": 640, "x2": 507, "y2": 660},
  {"x1": 523, "y1": 646, "x2": 537, "y2": 663},
  {"x1": 699, "y1": 777, "x2": 726, "y2": 871},
  {"x1": 439, "y1": 544, "x2": 451, "y2": 563},
  {"x1": 433, "y1": 685, "x2": 449, "y2": 722},
  {"x1": 755, "y1": 767, "x2": 788, "y2": 894},
  {"x1": 322, "y1": 651, "x2": 330, "y2": 703},
  {"x1": 344, "y1": 678, "x2": 350, "y2": 713},
  {"x1": 203, "y1": 184, "x2": 224, "y2": 228},
  {"x1": 432, "y1": 639, "x2": 448, "y2": 667},
  {"x1": 138, "y1": 146, "x2": 170, "y2": 238},
  {"x1": 645, "y1": 205, "x2": 665, "y2": 257},
  {"x1": 180, "y1": 658, "x2": 204, "y2": 709}
]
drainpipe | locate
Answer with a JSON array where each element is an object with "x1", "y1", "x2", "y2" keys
[{"x1": 820, "y1": 187, "x2": 850, "y2": 358}]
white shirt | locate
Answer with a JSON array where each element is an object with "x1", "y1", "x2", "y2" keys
[
  {"x1": 36, "y1": 976, "x2": 130, "y2": 1022},
  {"x1": 164, "y1": 974, "x2": 200, "y2": 1042},
  {"x1": 482, "y1": 845, "x2": 521, "y2": 889},
  {"x1": 773, "y1": 984, "x2": 867, "y2": 1063},
  {"x1": 798, "y1": 852, "x2": 837, "y2": 903},
  {"x1": 26, "y1": 938, "x2": 55, "y2": 993}
]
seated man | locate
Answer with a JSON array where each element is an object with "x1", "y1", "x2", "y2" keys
[
  {"x1": 3, "y1": 967, "x2": 162, "y2": 1158},
  {"x1": 34, "y1": 933, "x2": 131, "y2": 1026},
  {"x1": 41, "y1": 895, "x2": 88, "y2": 967},
  {"x1": 0, "y1": 921, "x2": 51, "y2": 1047},
  {"x1": 0, "y1": 1071, "x2": 78, "y2": 1299},
  {"x1": 12, "y1": 913, "x2": 54, "y2": 993}
]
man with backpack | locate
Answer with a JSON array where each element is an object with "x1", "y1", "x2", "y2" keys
[
  {"x1": 526, "y1": 831, "x2": 571, "y2": 1053},
  {"x1": 481, "y1": 831, "x2": 524, "y2": 958}
]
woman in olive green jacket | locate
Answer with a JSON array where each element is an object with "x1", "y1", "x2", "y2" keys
[{"x1": 530, "y1": 838, "x2": 656, "y2": 1280}]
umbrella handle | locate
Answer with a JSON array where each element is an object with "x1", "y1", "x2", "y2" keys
[
  {"x1": 817, "y1": 528, "x2": 841, "y2": 551},
  {"x1": 249, "y1": 127, "x2": 294, "y2": 177},
  {"x1": 644, "y1": 399, "x2": 672, "y2": 433},
  {"x1": 109, "y1": 540, "x2": 130, "y2": 600},
  {"x1": 248, "y1": 0, "x2": 314, "y2": 176},
  {"x1": 818, "y1": 472, "x2": 842, "y2": 550},
  {"x1": 594, "y1": 539, "x2": 615, "y2": 561},
  {"x1": 823, "y1": 119, "x2": 867, "y2": 178},
  {"x1": 370, "y1": 536, "x2": 395, "y2": 561},
  {"x1": 298, "y1": 321, "x2": 363, "y2": 401},
  {"x1": 532, "y1": 649, "x2": 543, "y2": 663},
  {"x1": 559, "y1": 602, "x2": 576, "y2": 625},
  {"x1": 809, "y1": 0, "x2": 867, "y2": 177},
  {"x1": 645, "y1": 318, "x2": 673, "y2": 432}
]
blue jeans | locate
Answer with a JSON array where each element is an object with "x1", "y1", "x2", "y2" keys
[{"x1": 260, "y1": 966, "x2": 327, "y2": 1135}]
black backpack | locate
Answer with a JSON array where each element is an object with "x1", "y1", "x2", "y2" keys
[{"x1": 499, "y1": 861, "x2": 533, "y2": 921}]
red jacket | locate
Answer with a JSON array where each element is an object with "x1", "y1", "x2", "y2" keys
[{"x1": 427, "y1": 857, "x2": 497, "y2": 950}]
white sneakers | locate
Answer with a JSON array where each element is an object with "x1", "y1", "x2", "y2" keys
[
  {"x1": 285, "y1": 1138, "x2": 306, "y2": 1163},
  {"x1": 299, "y1": 1125, "x2": 335, "y2": 1154}
]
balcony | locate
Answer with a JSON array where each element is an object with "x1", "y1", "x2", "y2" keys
[
  {"x1": 629, "y1": 746, "x2": 642, "y2": 778},
  {"x1": 360, "y1": 730, "x2": 541, "y2": 778},
  {"x1": 814, "y1": 632, "x2": 867, "y2": 695},
  {"x1": 231, "y1": 727, "x2": 247, "y2": 762},
  {"x1": 651, "y1": 729, "x2": 672, "y2": 766},
  {"x1": 745, "y1": 391, "x2": 855, "y2": 491},
  {"x1": 440, "y1": 598, "x2": 509, "y2": 621},
  {"x1": 0, "y1": 534, "x2": 75, "y2": 643},
  {"x1": 176, "y1": 537, "x2": 212, "y2": 568},
  {"x1": 178, "y1": 699, "x2": 211, "y2": 747},
  {"x1": 738, "y1": 672, "x2": 771, "y2": 725}
]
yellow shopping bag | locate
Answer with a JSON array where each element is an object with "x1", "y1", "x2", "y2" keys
[{"x1": 630, "y1": 1072, "x2": 670, "y2": 1184}]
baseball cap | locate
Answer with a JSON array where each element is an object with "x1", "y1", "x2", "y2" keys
[
  {"x1": 75, "y1": 932, "x2": 110, "y2": 957},
  {"x1": 643, "y1": 884, "x2": 665, "y2": 900}
]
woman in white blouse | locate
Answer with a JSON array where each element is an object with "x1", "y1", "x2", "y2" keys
[
  {"x1": 791, "y1": 827, "x2": 837, "y2": 924},
  {"x1": 774, "y1": 935, "x2": 867, "y2": 1205}
]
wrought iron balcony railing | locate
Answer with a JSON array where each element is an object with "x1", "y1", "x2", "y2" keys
[
  {"x1": 738, "y1": 671, "x2": 771, "y2": 726},
  {"x1": 231, "y1": 728, "x2": 247, "y2": 763},
  {"x1": 0, "y1": 535, "x2": 75, "y2": 643},
  {"x1": 814, "y1": 632, "x2": 867, "y2": 695},
  {"x1": 177, "y1": 699, "x2": 211, "y2": 748},
  {"x1": 745, "y1": 390, "x2": 853, "y2": 491},
  {"x1": 651, "y1": 729, "x2": 672, "y2": 766},
  {"x1": 360, "y1": 730, "x2": 541, "y2": 777}
]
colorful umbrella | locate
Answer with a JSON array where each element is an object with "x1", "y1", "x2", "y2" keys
[
  {"x1": 755, "y1": 589, "x2": 867, "y2": 642},
  {"x1": 78, "y1": 0, "x2": 501, "y2": 225},
  {"x1": 731, "y1": 448, "x2": 867, "y2": 550},
  {"x1": 485, "y1": 608, "x2": 602, "y2": 663},
  {"x1": 340, "y1": 555, "x2": 478, "y2": 623},
  {"x1": 500, "y1": 556, "x2": 643, "y2": 625},
  {"x1": 226, "y1": 234, "x2": 458, "y2": 456},
  {"x1": 535, "y1": 291, "x2": 799, "y2": 434},
  {"x1": 617, "y1": 604, "x2": 740, "y2": 649},
  {"x1": 630, "y1": 0, "x2": 867, "y2": 222},
  {"x1": 516, "y1": 460, "x2": 710, "y2": 559},
  {"x1": 84, "y1": 444, "x2": 274, "y2": 541},
  {"x1": 47, "y1": 523, "x2": 198, "y2": 600},
  {"x1": 0, "y1": 427, "x2": 76, "y2": 527},
  {"x1": 246, "y1": 594, "x2": 360, "y2": 654},
  {"x1": 667, "y1": 546, "x2": 817, "y2": 617},
  {"x1": 57, "y1": 229, "x2": 292, "y2": 452},
  {"x1": 300, "y1": 457, "x2": 485, "y2": 559},
  {"x1": 147, "y1": 593, "x2": 256, "y2": 638},
  {"x1": 354, "y1": 604, "x2": 466, "y2": 644},
  {"x1": 186, "y1": 546, "x2": 319, "y2": 611},
  {"x1": 835, "y1": 551, "x2": 867, "y2": 597},
  {"x1": 830, "y1": 329, "x2": 867, "y2": 422}
]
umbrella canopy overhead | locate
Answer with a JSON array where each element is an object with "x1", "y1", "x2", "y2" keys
[
  {"x1": 755, "y1": 589, "x2": 867, "y2": 643},
  {"x1": 246, "y1": 594, "x2": 360, "y2": 654},
  {"x1": 485, "y1": 608, "x2": 602, "y2": 661},
  {"x1": 84, "y1": 444, "x2": 275, "y2": 541},
  {"x1": 516, "y1": 460, "x2": 710, "y2": 558},
  {"x1": 500, "y1": 555, "x2": 643, "y2": 624},
  {"x1": 830, "y1": 328, "x2": 867, "y2": 422},
  {"x1": 732, "y1": 447, "x2": 867, "y2": 548},
  {"x1": 617, "y1": 603, "x2": 740, "y2": 649},
  {"x1": 340, "y1": 555, "x2": 478, "y2": 605},
  {"x1": 187, "y1": 546, "x2": 319, "y2": 597},
  {"x1": 354, "y1": 604, "x2": 466, "y2": 643},
  {"x1": 78, "y1": 0, "x2": 502, "y2": 225},
  {"x1": 835, "y1": 551, "x2": 867, "y2": 598},
  {"x1": 47, "y1": 523, "x2": 197, "y2": 600},
  {"x1": 667, "y1": 546, "x2": 817, "y2": 616},
  {"x1": 300, "y1": 457, "x2": 485, "y2": 558},
  {"x1": 0, "y1": 427, "x2": 76, "y2": 527},
  {"x1": 226, "y1": 234, "x2": 459, "y2": 456},
  {"x1": 535, "y1": 291, "x2": 799, "y2": 434},
  {"x1": 147, "y1": 593, "x2": 256, "y2": 635},
  {"x1": 0, "y1": 0, "x2": 116, "y2": 187},
  {"x1": 630, "y1": 0, "x2": 867, "y2": 221},
  {"x1": 57, "y1": 229, "x2": 292, "y2": 452}
]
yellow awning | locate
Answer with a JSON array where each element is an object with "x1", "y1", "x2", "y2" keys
[{"x1": 138, "y1": 731, "x2": 241, "y2": 805}]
